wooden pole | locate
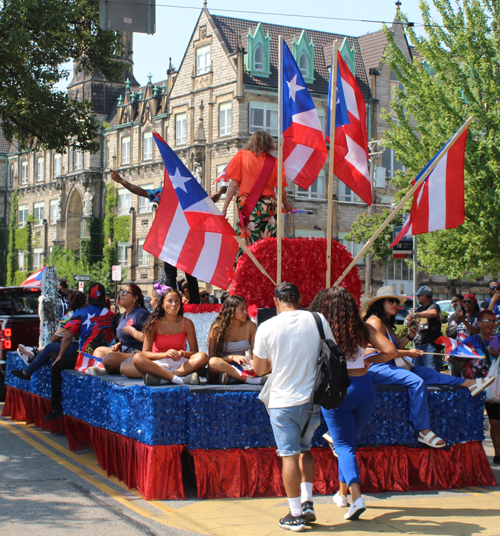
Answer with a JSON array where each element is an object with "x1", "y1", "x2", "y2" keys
[
  {"x1": 333, "y1": 116, "x2": 474, "y2": 287},
  {"x1": 326, "y1": 41, "x2": 339, "y2": 289},
  {"x1": 277, "y1": 36, "x2": 284, "y2": 284},
  {"x1": 234, "y1": 236, "x2": 277, "y2": 287}
]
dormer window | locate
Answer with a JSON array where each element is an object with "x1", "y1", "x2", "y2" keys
[
  {"x1": 299, "y1": 52, "x2": 308, "y2": 78},
  {"x1": 292, "y1": 30, "x2": 315, "y2": 84},
  {"x1": 254, "y1": 46, "x2": 264, "y2": 71}
]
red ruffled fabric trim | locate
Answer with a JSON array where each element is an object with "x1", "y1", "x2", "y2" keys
[
  {"x1": 190, "y1": 444, "x2": 496, "y2": 499},
  {"x1": 183, "y1": 303, "x2": 258, "y2": 316}
]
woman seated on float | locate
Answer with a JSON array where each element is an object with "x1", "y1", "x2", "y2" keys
[
  {"x1": 207, "y1": 295, "x2": 266, "y2": 385},
  {"x1": 90, "y1": 284, "x2": 150, "y2": 375},
  {"x1": 121, "y1": 287, "x2": 208, "y2": 385},
  {"x1": 364, "y1": 286, "x2": 495, "y2": 449}
]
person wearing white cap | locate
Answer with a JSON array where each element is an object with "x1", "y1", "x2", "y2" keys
[{"x1": 364, "y1": 286, "x2": 495, "y2": 449}]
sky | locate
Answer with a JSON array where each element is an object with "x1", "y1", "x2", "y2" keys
[{"x1": 59, "y1": 0, "x2": 440, "y2": 90}]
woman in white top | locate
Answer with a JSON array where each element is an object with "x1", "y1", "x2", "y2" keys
[
  {"x1": 207, "y1": 295, "x2": 262, "y2": 385},
  {"x1": 321, "y1": 287, "x2": 397, "y2": 521}
]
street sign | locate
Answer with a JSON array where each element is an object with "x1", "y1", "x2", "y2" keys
[
  {"x1": 74, "y1": 275, "x2": 91, "y2": 282},
  {"x1": 393, "y1": 252, "x2": 413, "y2": 259},
  {"x1": 112, "y1": 265, "x2": 122, "y2": 282},
  {"x1": 78, "y1": 282, "x2": 85, "y2": 292},
  {"x1": 392, "y1": 226, "x2": 413, "y2": 259}
]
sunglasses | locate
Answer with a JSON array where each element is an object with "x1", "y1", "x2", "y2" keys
[
  {"x1": 481, "y1": 319, "x2": 496, "y2": 323},
  {"x1": 462, "y1": 299, "x2": 474, "y2": 304},
  {"x1": 119, "y1": 290, "x2": 132, "y2": 296},
  {"x1": 490, "y1": 286, "x2": 500, "y2": 290},
  {"x1": 385, "y1": 298, "x2": 398, "y2": 305}
]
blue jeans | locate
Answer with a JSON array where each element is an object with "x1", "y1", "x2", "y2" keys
[
  {"x1": 414, "y1": 343, "x2": 442, "y2": 371},
  {"x1": 24, "y1": 341, "x2": 79, "y2": 376},
  {"x1": 269, "y1": 403, "x2": 321, "y2": 457}
]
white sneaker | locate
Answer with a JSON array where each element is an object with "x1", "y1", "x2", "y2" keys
[
  {"x1": 344, "y1": 497, "x2": 366, "y2": 520},
  {"x1": 86, "y1": 366, "x2": 107, "y2": 376},
  {"x1": 333, "y1": 492, "x2": 348, "y2": 507}
]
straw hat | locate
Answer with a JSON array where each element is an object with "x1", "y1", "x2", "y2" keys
[{"x1": 366, "y1": 286, "x2": 406, "y2": 308}]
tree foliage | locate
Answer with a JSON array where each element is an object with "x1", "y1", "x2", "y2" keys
[
  {"x1": 377, "y1": 0, "x2": 500, "y2": 279},
  {"x1": 0, "y1": 0, "x2": 124, "y2": 153}
]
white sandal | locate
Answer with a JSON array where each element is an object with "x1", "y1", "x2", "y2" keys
[
  {"x1": 469, "y1": 376, "x2": 495, "y2": 397},
  {"x1": 418, "y1": 431, "x2": 446, "y2": 449}
]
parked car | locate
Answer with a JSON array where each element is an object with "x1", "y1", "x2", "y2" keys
[
  {"x1": 0, "y1": 286, "x2": 41, "y2": 401},
  {"x1": 436, "y1": 299, "x2": 455, "y2": 315},
  {"x1": 395, "y1": 296, "x2": 414, "y2": 325}
]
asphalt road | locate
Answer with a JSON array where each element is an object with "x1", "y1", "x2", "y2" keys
[{"x1": 1, "y1": 405, "x2": 499, "y2": 536}]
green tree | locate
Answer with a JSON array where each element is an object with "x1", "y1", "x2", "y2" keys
[
  {"x1": 0, "y1": 0, "x2": 124, "y2": 153},
  {"x1": 349, "y1": 0, "x2": 500, "y2": 280}
]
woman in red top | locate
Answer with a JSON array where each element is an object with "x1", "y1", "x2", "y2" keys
[
  {"x1": 222, "y1": 131, "x2": 292, "y2": 246},
  {"x1": 121, "y1": 289, "x2": 208, "y2": 385}
]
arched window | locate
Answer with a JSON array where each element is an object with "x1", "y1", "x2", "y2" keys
[
  {"x1": 299, "y1": 52, "x2": 308, "y2": 77},
  {"x1": 254, "y1": 45, "x2": 264, "y2": 71}
]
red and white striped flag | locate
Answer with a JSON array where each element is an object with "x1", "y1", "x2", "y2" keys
[
  {"x1": 75, "y1": 352, "x2": 105, "y2": 374},
  {"x1": 391, "y1": 126, "x2": 468, "y2": 247}
]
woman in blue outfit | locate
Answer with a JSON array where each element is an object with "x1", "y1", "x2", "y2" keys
[
  {"x1": 364, "y1": 286, "x2": 494, "y2": 449},
  {"x1": 321, "y1": 287, "x2": 398, "y2": 521}
]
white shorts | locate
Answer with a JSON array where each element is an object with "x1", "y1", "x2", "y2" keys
[{"x1": 156, "y1": 356, "x2": 188, "y2": 373}]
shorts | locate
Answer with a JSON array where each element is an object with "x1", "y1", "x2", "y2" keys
[
  {"x1": 269, "y1": 403, "x2": 321, "y2": 457},
  {"x1": 156, "y1": 356, "x2": 188, "y2": 373},
  {"x1": 486, "y1": 401, "x2": 500, "y2": 420}
]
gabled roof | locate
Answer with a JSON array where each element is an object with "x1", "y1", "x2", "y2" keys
[
  {"x1": 0, "y1": 128, "x2": 11, "y2": 154},
  {"x1": 210, "y1": 14, "x2": 371, "y2": 100},
  {"x1": 358, "y1": 30, "x2": 387, "y2": 74}
]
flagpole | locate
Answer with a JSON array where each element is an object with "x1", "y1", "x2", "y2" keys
[
  {"x1": 277, "y1": 35, "x2": 284, "y2": 284},
  {"x1": 326, "y1": 41, "x2": 339, "y2": 289},
  {"x1": 333, "y1": 116, "x2": 474, "y2": 287}
]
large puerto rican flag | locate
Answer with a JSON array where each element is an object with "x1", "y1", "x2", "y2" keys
[
  {"x1": 328, "y1": 50, "x2": 372, "y2": 206},
  {"x1": 391, "y1": 125, "x2": 468, "y2": 247},
  {"x1": 144, "y1": 134, "x2": 238, "y2": 290},
  {"x1": 20, "y1": 266, "x2": 47, "y2": 287},
  {"x1": 280, "y1": 41, "x2": 328, "y2": 191},
  {"x1": 435, "y1": 336, "x2": 483, "y2": 359},
  {"x1": 75, "y1": 352, "x2": 105, "y2": 374}
]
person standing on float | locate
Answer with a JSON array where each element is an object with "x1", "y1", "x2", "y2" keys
[{"x1": 222, "y1": 131, "x2": 293, "y2": 246}]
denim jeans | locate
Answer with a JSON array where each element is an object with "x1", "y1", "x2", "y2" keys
[
  {"x1": 269, "y1": 403, "x2": 321, "y2": 457},
  {"x1": 24, "y1": 341, "x2": 79, "y2": 376},
  {"x1": 414, "y1": 343, "x2": 443, "y2": 372}
]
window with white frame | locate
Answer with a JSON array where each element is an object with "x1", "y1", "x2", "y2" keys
[
  {"x1": 121, "y1": 136, "x2": 131, "y2": 165},
  {"x1": 8, "y1": 165, "x2": 14, "y2": 188},
  {"x1": 254, "y1": 45, "x2": 264, "y2": 71},
  {"x1": 381, "y1": 147, "x2": 404, "y2": 180},
  {"x1": 37, "y1": 156, "x2": 44, "y2": 182},
  {"x1": 21, "y1": 161, "x2": 28, "y2": 185},
  {"x1": 338, "y1": 181, "x2": 362, "y2": 203},
  {"x1": 249, "y1": 101, "x2": 278, "y2": 137},
  {"x1": 50, "y1": 200, "x2": 58, "y2": 224},
  {"x1": 18, "y1": 205, "x2": 28, "y2": 227},
  {"x1": 196, "y1": 45, "x2": 211, "y2": 75},
  {"x1": 175, "y1": 113, "x2": 187, "y2": 145},
  {"x1": 295, "y1": 229, "x2": 326, "y2": 238},
  {"x1": 74, "y1": 150, "x2": 82, "y2": 170},
  {"x1": 296, "y1": 170, "x2": 326, "y2": 200},
  {"x1": 117, "y1": 188, "x2": 131, "y2": 215},
  {"x1": 33, "y1": 202, "x2": 44, "y2": 224},
  {"x1": 33, "y1": 248, "x2": 43, "y2": 271},
  {"x1": 338, "y1": 231, "x2": 365, "y2": 264},
  {"x1": 53, "y1": 154, "x2": 61, "y2": 177},
  {"x1": 219, "y1": 101, "x2": 232, "y2": 137},
  {"x1": 138, "y1": 183, "x2": 154, "y2": 213},
  {"x1": 117, "y1": 242, "x2": 129, "y2": 265},
  {"x1": 143, "y1": 131, "x2": 153, "y2": 161},
  {"x1": 317, "y1": 108, "x2": 326, "y2": 135},
  {"x1": 386, "y1": 258, "x2": 413, "y2": 281},
  {"x1": 18, "y1": 251, "x2": 25, "y2": 271},
  {"x1": 299, "y1": 52, "x2": 308, "y2": 78},
  {"x1": 137, "y1": 238, "x2": 149, "y2": 266}
]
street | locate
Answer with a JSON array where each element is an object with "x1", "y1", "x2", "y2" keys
[{"x1": 1, "y1": 405, "x2": 499, "y2": 536}]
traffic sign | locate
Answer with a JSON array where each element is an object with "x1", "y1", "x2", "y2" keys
[
  {"x1": 74, "y1": 275, "x2": 91, "y2": 282},
  {"x1": 393, "y1": 252, "x2": 413, "y2": 259},
  {"x1": 78, "y1": 282, "x2": 85, "y2": 292},
  {"x1": 112, "y1": 265, "x2": 122, "y2": 282}
]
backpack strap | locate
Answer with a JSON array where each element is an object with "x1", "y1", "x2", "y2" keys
[{"x1": 311, "y1": 311, "x2": 326, "y2": 342}]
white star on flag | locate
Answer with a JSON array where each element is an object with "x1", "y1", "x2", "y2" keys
[
  {"x1": 170, "y1": 167, "x2": 191, "y2": 193},
  {"x1": 83, "y1": 313, "x2": 95, "y2": 331},
  {"x1": 287, "y1": 74, "x2": 305, "y2": 102}
]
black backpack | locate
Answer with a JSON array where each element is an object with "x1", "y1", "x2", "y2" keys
[{"x1": 301, "y1": 312, "x2": 350, "y2": 436}]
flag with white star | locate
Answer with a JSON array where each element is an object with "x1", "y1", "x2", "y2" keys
[
  {"x1": 279, "y1": 40, "x2": 328, "y2": 191},
  {"x1": 144, "y1": 134, "x2": 238, "y2": 290}
]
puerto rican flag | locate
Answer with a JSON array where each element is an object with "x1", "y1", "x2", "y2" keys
[
  {"x1": 391, "y1": 125, "x2": 468, "y2": 247},
  {"x1": 327, "y1": 50, "x2": 372, "y2": 205},
  {"x1": 435, "y1": 336, "x2": 483, "y2": 359},
  {"x1": 21, "y1": 266, "x2": 47, "y2": 287},
  {"x1": 144, "y1": 134, "x2": 238, "y2": 290},
  {"x1": 279, "y1": 41, "x2": 328, "y2": 191},
  {"x1": 75, "y1": 352, "x2": 105, "y2": 374},
  {"x1": 213, "y1": 165, "x2": 228, "y2": 184}
]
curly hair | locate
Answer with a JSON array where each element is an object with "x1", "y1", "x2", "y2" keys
[
  {"x1": 308, "y1": 289, "x2": 328, "y2": 313},
  {"x1": 364, "y1": 299, "x2": 396, "y2": 328},
  {"x1": 209, "y1": 295, "x2": 246, "y2": 357},
  {"x1": 142, "y1": 288, "x2": 184, "y2": 337},
  {"x1": 244, "y1": 130, "x2": 276, "y2": 155},
  {"x1": 322, "y1": 287, "x2": 369, "y2": 360}
]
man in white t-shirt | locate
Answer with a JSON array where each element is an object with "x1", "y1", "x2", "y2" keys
[{"x1": 254, "y1": 282, "x2": 334, "y2": 532}]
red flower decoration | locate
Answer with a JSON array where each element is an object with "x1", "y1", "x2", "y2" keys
[
  {"x1": 229, "y1": 237, "x2": 362, "y2": 309},
  {"x1": 184, "y1": 303, "x2": 259, "y2": 317}
]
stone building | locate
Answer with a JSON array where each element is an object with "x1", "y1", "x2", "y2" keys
[{"x1": 4, "y1": 6, "x2": 492, "y2": 301}]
